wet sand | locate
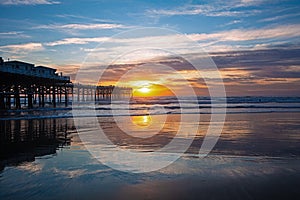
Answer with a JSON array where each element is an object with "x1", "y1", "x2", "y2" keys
[{"x1": 0, "y1": 112, "x2": 300, "y2": 199}]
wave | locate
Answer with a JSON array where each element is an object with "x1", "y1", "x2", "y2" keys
[
  {"x1": 1, "y1": 96, "x2": 300, "y2": 120},
  {"x1": 2, "y1": 109, "x2": 300, "y2": 121},
  {"x1": 128, "y1": 96, "x2": 300, "y2": 104}
]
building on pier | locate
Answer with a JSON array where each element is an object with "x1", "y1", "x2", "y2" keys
[{"x1": 1, "y1": 59, "x2": 70, "y2": 82}]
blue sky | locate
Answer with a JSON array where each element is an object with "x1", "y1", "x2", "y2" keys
[{"x1": 0, "y1": 0, "x2": 300, "y2": 96}]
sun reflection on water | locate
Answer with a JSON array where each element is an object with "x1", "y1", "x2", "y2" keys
[{"x1": 131, "y1": 115, "x2": 152, "y2": 127}]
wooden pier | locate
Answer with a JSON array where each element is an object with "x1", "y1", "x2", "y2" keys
[
  {"x1": 0, "y1": 58, "x2": 132, "y2": 110},
  {"x1": 72, "y1": 84, "x2": 132, "y2": 103}
]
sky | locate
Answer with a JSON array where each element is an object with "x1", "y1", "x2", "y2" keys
[{"x1": 0, "y1": 0, "x2": 300, "y2": 96}]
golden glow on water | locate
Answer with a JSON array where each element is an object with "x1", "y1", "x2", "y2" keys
[{"x1": 131, "y1": 115, "x2": 152, "y2": 127}]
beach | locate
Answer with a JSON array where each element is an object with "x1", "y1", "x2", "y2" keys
[{"x1": 1, "y1": 102, "x2": 300, "y2": 199}]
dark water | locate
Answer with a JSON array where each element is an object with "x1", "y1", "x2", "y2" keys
[{"x1": 0, "y1": 111, "x2": 300, "y2": 199}]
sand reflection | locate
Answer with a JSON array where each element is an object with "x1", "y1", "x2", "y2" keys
[{"x1": 131, "y1": 115, "x2": 152, "y2": 127}]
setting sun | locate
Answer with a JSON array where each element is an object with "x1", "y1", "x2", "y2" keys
[
  {"x1": 138, "y1": 87, "x2": 151, "y2": 93},
  {"x1": 132, "y1": 83, "x2": 174, "y2": 97}
]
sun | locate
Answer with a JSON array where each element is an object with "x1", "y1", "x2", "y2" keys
[
  {"x1": 131, "y1": 83, "x2": 174, "y2": 97},
  {"x1": 133, "y1": 85, "x2": 153, "y2": 97},
  {"x1": 138, "y1": 87, "x2": 150, "y2": 93}
]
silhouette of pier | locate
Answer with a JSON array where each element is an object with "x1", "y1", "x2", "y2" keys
[
  {"x1": 72, "y1": 84, "x2": 132, "y2": 102},
  {"x1": 0, "y1": 57, "x2": 72, "y2": 109},
  {"x1": 0, "y1": 58, "x2": 132, "y2": 110}
]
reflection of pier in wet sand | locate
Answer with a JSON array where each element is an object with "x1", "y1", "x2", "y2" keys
[
  {"x1": 0, "y1": 118, "x2": 75, "y2": 171},
  {"x1": 0, "y1": 58, "x2": 132, "y2": 109}
]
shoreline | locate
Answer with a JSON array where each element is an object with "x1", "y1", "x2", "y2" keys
[{"x1": 1, "y1": 110, "x2": 300, "y2": 121}]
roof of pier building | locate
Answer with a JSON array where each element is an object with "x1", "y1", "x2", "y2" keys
[{"x1": 0, "y1": 58, "x2": 70, "y2": 83}]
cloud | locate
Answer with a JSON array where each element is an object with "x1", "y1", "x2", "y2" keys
[
  {"x1": 219, "y1": 20, "x2": 243, "y2": 27},
  {"x1": 211, "y1": 48, "x2": 300, "y2": 69},
  {"x1": 54, "y1": 14, "x2": 116, "y2": 23},
  {"x1": 45, "y1": 34, "x2": 193, "y2": 48},
  {"x1": 188, "y1": 24, "x2": 300, "y2": 42},
  {"x1": 0, "y1": 31, "x2": 30, "y2": 38},
  {"x1": 71, "y1": 47, "x2": 300, "y2": 96},
  {"x1": 146, "y1": 1, "x2": 264, "y2": 18},
  {"x1": 239, "y1": 0, "x2": 266, "y2": 5},
  {"x1": 45, "y1": 37, "x2": 110, "y2": 46},
  {"x1": 36, "y1": 23, "x2": 128, "y2": 30},
  {"x1": 0, "y1": 42, "x2": 44, "y2": 53},
  {"x1": 33, "y1": 23, "x2": 130, "y2": 35},
  {"x1": 0, "y1": 0, "x2": 60, "y2": 5},
  {"x1": 43, "y1": 24, "x2": 300, "y2": 55},
  {"x1": 259, "y1": 13, "x2": 300, "y2": 22},
  {"x1": 37, "y1": 24, "x2": 300, "y2": 70},
  {"x1": 147, "y1": 4, "x2": 243, "y2": 17}
]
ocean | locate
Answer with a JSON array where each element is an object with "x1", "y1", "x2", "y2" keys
[
  {"x1": 0, "y1": 96, "x2": 300, "y2": 199},
  {"x1": 2, "y1": 96, "x2": 300, "y2": 120}
]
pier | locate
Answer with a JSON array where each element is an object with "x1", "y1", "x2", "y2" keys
[
  {"x1": 72, "y1": 84, "x2": 132, "y2": 102},
  {"x1": 0, "y1": 58, "x2": 132, "y2": 110}
]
